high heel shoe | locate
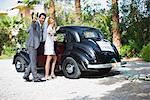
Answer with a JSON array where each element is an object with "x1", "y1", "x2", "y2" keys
[
  {"x1": 43, "y1": 76, "x2": 51, "y2": 80},
  {"x1": 50, "y1": 75, "x2": 56, "y2": 79}
]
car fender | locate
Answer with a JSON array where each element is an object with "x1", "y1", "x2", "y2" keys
[
  {"x1": 111, "y1": 43, "x2": 121, "y2": 62},
  {"x1": 13, "y1": 51, "x2": 30, "y2": 64},
  {"x1": 74, "y1": 44, "x2": 96, "y2": 60},
  {"x1": 68, "y1": 51, "x2": 89, "y2": 71}
]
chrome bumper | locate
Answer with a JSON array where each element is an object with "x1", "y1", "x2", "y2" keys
[{"x1": 87, "y1": 62, "x2": 125, "y2": 69}]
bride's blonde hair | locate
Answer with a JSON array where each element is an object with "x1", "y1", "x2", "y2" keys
[{"x1": 48, "y1": 17, "x2": 56, "y2": 28}]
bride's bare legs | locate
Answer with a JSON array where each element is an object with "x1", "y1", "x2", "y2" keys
[
  {"x1": 45, "y1": 55, "x2": 52, "y2": 78},
  {"x1": 50, "y1": 55, "x2": 57, "y2": 78}
]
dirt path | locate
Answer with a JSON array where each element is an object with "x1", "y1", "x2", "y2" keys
[{"x1": 0, "y1": 59, "x2": 150, "y2": 100}]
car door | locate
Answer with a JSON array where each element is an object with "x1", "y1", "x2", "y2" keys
[
  {"x1": 37, "y1": 42, "x2": 46, "y2": 67},
  {"x1": 55, "y1": 30, "x2": 66, "y2": 65}
]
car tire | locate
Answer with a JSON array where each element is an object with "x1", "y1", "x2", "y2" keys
[
  {"x1": 15, "y1": 56, "x2": 27, "y2": 72},
  {"x1": 62, "y1": 57, "x2": 81, "y2": 79}
]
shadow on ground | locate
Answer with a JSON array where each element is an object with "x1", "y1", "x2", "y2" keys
[
  {"x1": 100, "y1": 81, "x2": 150, "y2": 100},
  {"x1": 80, "y1": 70, "x2": 120, "y2": 79},
  {"x1": 68, "y1": 81, "x2": 150, "y2": 100},
  {"x1": 37, "y1": 68, "x2": 121, "y2": 79}
]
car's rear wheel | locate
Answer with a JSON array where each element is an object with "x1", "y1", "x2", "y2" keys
[
  {"x1": 15, "y1": 56, "x2": 27, "y2": 72},
  {"x1": 62, "y1": 57, "x2": 81, "y2": 79}
]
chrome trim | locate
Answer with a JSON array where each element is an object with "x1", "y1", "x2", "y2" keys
[
  {"x1": 87, "y1": 62, "x2": 124, "y2": 69},
  {"x1": 88, "y1": 63, "x2": 112, "y2": 69}
]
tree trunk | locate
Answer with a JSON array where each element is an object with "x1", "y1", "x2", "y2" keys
[
  {"x1": 48, "y1": 0, "x2": 57, "y2": 28},
  {"x1": 112, "y1": 0, "x2": 121, "y2": 51},
  {"x1": 49, "y1": 0, "x2": 55, "y2": 19},
  {"x1": 75, "y1": 0, "x2": 81, "y2": 23}
]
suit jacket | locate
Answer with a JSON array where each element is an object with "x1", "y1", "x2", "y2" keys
[
  {"x1": 43, "y1": 17, "x2": 49, "y2": 42},
  {"x1": 26, "y1": 20, "x2": 43, "y2": 49}
]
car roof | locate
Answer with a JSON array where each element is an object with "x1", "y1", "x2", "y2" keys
[
  {"x1": 57, "y1": 26, "x2": 104, "y2": 40},
  {"x1": 59, "y1": 26, "x2": 98, "y2": 32}
]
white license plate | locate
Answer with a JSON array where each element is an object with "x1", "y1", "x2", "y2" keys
[{"x1": 96, "y1": 41, "x2": 114, "y2": 52}]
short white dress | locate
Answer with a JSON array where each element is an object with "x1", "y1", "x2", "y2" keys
[{"x1": 44, "y1": 25, "x2": 56, "y2": 55}]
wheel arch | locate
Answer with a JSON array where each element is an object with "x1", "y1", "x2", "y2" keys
[
  {"x1": 62, "y1": 51, "x2": 89, "y2": 71},
  {"x1": 13, "y1": 51, "x2": 30, "y2": 64}
]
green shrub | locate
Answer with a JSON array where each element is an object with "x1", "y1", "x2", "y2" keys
[
  {"x1": 16, "y1": 29, "x2": 29, "y2": 48},
  {"x1": 140, "y1": 43, "x2": 150, "y2": 62},
  {"x1": 2, "y1": 45, "x2": 15, "y2": 57},
  {"x1": 120, "y1": 45, "x2": 136, "y2": 58}
]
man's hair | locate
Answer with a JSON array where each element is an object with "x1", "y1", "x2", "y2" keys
[{"x1": 39, "y1": 13, "x2": 46, "y2": 18}]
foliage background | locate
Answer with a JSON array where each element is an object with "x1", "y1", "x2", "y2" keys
[{"x1": 0, "y1": 0, "x2": 149, "y2": 61}]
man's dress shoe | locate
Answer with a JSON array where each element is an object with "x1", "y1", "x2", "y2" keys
[
  {"x1": 23, "y1": 76, "x2": 32, "y2": 82},
  {"x1": 34, "y1": 79, "x2": 46, "y2": 82}
]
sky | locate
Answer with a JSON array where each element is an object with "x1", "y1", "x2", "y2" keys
[{"x1": 0, "y1": 0, "x2": 18, "y2": 11}]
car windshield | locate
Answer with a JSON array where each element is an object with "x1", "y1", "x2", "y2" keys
[{"x1": 83, "y1": 29, "x2": 103, "y2": 39}]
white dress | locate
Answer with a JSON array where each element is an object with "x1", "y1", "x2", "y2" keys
[{"x1": 44, "y1": 25, "x2": 56, "y2": 55}]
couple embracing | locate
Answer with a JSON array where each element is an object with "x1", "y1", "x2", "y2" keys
[{"x1": 23, "y1": 13, "x2": 57, "y2": 82}]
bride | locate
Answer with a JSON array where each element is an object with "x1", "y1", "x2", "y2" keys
[{"x1": 43, "y1": 17, "x2": 57, "y2": 80}]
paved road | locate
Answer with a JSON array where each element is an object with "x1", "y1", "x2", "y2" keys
[{"x1": 0, "y1": 59, "x2": 150, "y2": 100}]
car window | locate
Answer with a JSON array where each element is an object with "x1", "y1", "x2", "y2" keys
[
  {"x1": 56, "y1": 29, "x2": 73, "y2": 43},
  {"x1": 56, "y1": 32, "x2": 65, "y2": 42},
  {"x1": 83, "y1": 29, "x2": 103, "y2": 39},
  {"x1": 66, "y1": 31, "x2": 72, "y2": 43}
]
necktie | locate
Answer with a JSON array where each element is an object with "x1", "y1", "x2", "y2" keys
[{"x1": 41, "y1": 26, "x2": 43, "y2": 42}]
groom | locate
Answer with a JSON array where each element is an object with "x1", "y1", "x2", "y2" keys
[{"x1": 23, "y1": 13, "x2": 46, "y2": 82}]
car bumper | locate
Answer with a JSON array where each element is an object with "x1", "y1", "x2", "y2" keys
[{"x1": 87, "y1": 62, "x2": 123, "y2": 69}]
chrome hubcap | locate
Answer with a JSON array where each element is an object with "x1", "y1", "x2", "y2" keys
[
  {"x1": 66, "y1": 64, "x2": 74, "y2": 74},
  {"x1": 16, "y1": 61, "x2": 21, "y2": 69}
]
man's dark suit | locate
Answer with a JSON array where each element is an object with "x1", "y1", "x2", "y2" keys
[{"x1": 23, "y1": 20, "x2": 43, "y2": 81}]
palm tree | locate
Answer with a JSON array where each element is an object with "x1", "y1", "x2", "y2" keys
[
  {"x1": 44, "y1": 0, "x2": 56, "y2": 26},
  {"x1": 24, "y1": 0, "x2": 56, "y2": 25},
  {"x1": 112, "y1": 0, "x2": 121, "y2": 51},
  {"x1": 22, "y1": 0, "x2": 40, "y2": 18},
  {"x1": 23, "y1": 0, "x2": 40, "y2": 7},
  {"x1": 49, "y1": 0, "x2": 56, "y2": 19},
  {"x1": 0, "y1": 16, "x2": 17, "y2": 55},
  {"x1": 75, "y1": 0, "x2": 81, "y2": 23}
]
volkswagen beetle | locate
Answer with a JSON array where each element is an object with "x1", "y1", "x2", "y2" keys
[{"x1": 13, "y1": 26, "x2": 123, "y2": 79}]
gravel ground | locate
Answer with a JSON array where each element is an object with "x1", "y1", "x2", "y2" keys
[{"x1": 0, "y1": 59, "x2": 150, "y2": 100}]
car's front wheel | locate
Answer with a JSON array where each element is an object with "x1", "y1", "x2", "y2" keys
[
  {"x1": 15, "y1": 56, "x2": 27, "y2": 72},
  {"x1": 62, "y1": 57, "x2": 81, "y2": 79}
]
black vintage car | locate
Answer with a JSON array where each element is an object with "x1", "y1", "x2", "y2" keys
[{"x1": 13, "y1": 26, "x2": 123, "y2": 79}]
